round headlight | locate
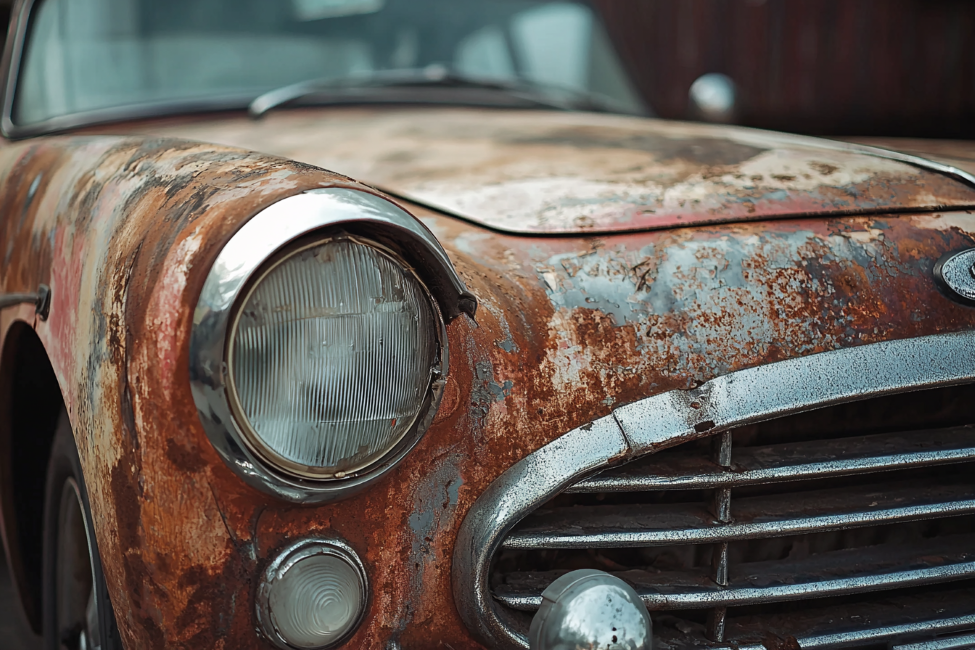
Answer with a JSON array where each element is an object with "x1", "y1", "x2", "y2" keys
[{"x1": 227, "y1": 235, "x2": 439, "y2": 479}]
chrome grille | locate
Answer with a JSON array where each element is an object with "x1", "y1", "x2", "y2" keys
[
  {"x1": 493, "y1": 392, "x2": 975, "y2": 647},
  {"x1": 453, "y1": 331, "x2": 975, "y2": 650}
]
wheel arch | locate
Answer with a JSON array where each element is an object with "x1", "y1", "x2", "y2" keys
[{"x1": 0, "y1": 320, "x2": 65, "y2": 633}]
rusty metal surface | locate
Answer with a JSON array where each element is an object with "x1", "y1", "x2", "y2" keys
[
  {"x1": 83, "y1": 108, "x2": 975, "y2": 235},
  {"x1": 0, "y1": 124, "x2": 973, "y2": 649}
]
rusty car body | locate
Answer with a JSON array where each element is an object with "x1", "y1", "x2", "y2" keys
[{"x1": 1, "y1": 1, "x2": 975, "y2": 649}]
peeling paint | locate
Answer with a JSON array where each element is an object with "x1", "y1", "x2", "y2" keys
[{"x1": 910, "y1": 212, "x2": 975, "y2": 234}]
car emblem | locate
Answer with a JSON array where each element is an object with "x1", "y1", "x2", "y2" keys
[{"x1": 935, "y1": 248, "x2": 975, "y2": 304}]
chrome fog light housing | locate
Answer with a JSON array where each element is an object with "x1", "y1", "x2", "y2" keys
[
  {"x1": 529, "y1": 569, "x2": 653, "y2": 650},
  {"x1": 257, "y1": 539, "x2": 368, "y2": 650}
]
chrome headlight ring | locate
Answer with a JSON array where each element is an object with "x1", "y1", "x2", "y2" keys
[{"x1": 190, "y1": 188, "x2": 474, "y2": 503}]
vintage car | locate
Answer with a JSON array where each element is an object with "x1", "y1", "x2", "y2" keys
[{"x1": 1, "y1": 0, "x2": 975, "y2": 649}]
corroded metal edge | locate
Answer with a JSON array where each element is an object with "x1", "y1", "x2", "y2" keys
[{"x1": 452, "y1": 329, "x2": 975, "y2": 650}]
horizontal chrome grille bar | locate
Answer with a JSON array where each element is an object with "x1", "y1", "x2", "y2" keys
[
  {"x1": 775, "y1": 615, "x2": 975, "y2": 650},
  {"x1": 505, "y1": 477, "x2": 975, "y2": 549},
  {"x1": 645, "y1": 587, "x2": 975, "y2": 650},
  {"x1": 570, "y1": 426, "x2": 975, "y2": 493},
  {"x1": 499, "y1": 562, "x2": 975, "y2": 611},
  {"x1": 893, "y1": 633, "x2": 975, "y2": 650},
  {"x1": 727, "y1": 586, "x2": 975, "y2": 650},
  {"x1": 787, "y1": 616, "x2": 975, "y2": 650},
  {"x1": 495, "y1": 535, "x2": 975, "y2": 611}
]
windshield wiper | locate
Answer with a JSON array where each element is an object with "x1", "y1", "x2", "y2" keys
[{"x1": 248, "y1": 65, "x2": 621, "y2": 118}]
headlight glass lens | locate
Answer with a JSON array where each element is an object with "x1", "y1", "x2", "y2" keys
[{"x1": 229, "y1": 237, "x2": 437, "y2": 478}]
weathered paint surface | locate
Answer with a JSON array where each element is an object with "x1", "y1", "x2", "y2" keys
[
  {"x1": 0, "y1": 124, "x2": 973, "y2": 650},
  {"x1": 96, "y1": 108, "x2": 975, "y2": 235}
]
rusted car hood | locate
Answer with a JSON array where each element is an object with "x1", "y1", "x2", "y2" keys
[{"x1": 126, "y1": 108, "x2": 975, "y2": 234}]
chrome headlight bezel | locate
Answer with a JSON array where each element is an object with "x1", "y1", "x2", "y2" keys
[{"x1": 190, "y1": 188, "x2": 471, "y2": 503}]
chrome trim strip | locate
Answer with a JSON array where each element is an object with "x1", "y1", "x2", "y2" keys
[
  {"x1": 452, "y1": 330, "x2": 975, "y2": 650},
  {"x1": 190, "y1": 188, "x2": 472, "y2": 503},
  {"x1": 829, "y1": 140, "x2": 975, "y2": 190},
  {"x1": 613, "y1": 331, "x2": 975, "y2": 456},
  {"x1": 452, "y1": 416, "x2": 629, "y2": 650}
]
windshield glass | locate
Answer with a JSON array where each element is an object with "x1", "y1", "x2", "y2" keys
[{"x1": 14, "y1": 0, "x2": 644, "y2": 127}]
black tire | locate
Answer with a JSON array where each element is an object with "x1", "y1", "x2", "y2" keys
[{"x1": 42, "y1": 411, "x2": 123, "y2": 650}]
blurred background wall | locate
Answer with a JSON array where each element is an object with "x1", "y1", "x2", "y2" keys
[{"x1": 597, "y1": 0, "x2": 975, "y2": 138}]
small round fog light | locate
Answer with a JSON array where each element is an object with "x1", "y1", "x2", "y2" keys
[
  {"x1": 529, "y1": 569, "x2": 652, "y2": 650},
  {"x1": 257, "y1": 540, "x2": 368, "y2": 649}
]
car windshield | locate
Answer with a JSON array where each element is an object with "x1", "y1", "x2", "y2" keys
[{"x1": 13, "y1": 0, "x2": 645, "y2": 128}]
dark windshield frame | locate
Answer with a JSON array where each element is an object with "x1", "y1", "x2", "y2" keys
[{"x1": 0, "y1": 0, "x2": 644, "y2": 140}]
